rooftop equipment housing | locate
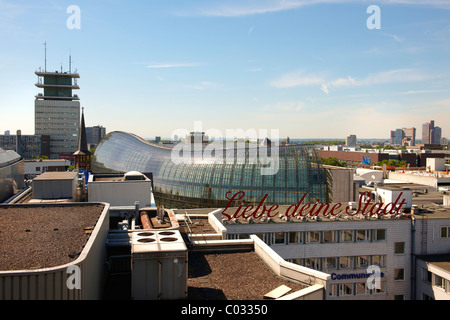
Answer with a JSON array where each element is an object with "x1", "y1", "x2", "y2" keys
[{"x1": 131, "y1": 230, "x2": 188, "y2": 300}]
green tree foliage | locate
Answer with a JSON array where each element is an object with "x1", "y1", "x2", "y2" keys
[
  {"x1": 373, "y1": 159, "x2": 406, "y2": 167},
  {"x1": 321, "y1": 157, "x2": 347, "y2": 167}
]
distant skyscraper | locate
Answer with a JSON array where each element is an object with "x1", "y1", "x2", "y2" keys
[
  {"x1": 422, "y1": 120, "x2": 442, "y2": 145},
  {"x1": 402, "y1": 128, "x2": 416, "y2": 146},
  {"x1": 346, "y1": 135, "x2": 357, "y2": 146},
  {"x1": 34, "y1": 57, "x2": 80, "y2": 159},
  {"x1": 86, "y1": 125, "x2": 107, "y2": 147},
  {"x1": 390, "y1": 127, "x2": 415, "y2": 146}
]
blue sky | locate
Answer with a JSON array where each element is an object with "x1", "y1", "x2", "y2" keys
[{"x1": 0, "y1": 0, "x2": 449, "y2": 140}]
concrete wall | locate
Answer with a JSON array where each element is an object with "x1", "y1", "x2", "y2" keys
[
  {"x1": 251, "y1": 235, "x2": 330, "y2": 288},
  {"x1": 427, "y1": 158, "x2": 446, "y2": 172},
  {"x1": 376, "y1": 188, "x2": 412, "y2": 210},
  {"x1": 415, "y1": 258, "x2": 450, "y2": 300},
  {"x1": 388, "y1": 171, "x2": 439, "y2": 189},
  {"x1": 225, "y1": 217, "x2": 413, "y2": 300}
]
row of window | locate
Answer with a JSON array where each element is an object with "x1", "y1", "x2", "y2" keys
[
  {"x1": 287, "y1": 255, "x2": 387, "y2": 271},
  {"x1": 329, "y1": 281, "x2": 386, "y2": 297},
  {"x1": 229, "y1": 229, "x2": 387, "y2": 245},
  {"x1": 422, "y1": 268, "x2": 450, "y2": 294}
]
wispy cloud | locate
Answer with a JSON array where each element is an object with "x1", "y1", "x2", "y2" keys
[
  {"x1": 320, "y1": 83, "x2": 329, "y2": 95},
  {"x1": 382, "y1": 33, "x2": 404, "y2": 43},
  {"x1": 271, "y1": 68, "x2": 438, "y2": 94},
  {"x1": 191, "y1": 0, "x2": 450, "y2": 17},
  {"x1": 270, "y1": 70, "x2": 324, "y2": 88},
  {"x1": 400, "y1": 89, "x2": 448, "y2": 95}
]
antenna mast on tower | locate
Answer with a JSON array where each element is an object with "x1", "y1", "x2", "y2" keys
[{"x1": 43, "y1": 41, "x2": 47, "y2": 72}]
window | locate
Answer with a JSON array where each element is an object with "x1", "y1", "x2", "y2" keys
[
  {"x1": 340, "y1": 230, "x2": 354, "y2": 242},
  {"x1": 339, "y1": 256, "x2": 353, "y2": 269},
  {"x1": 356, "y1": 282, "x2": 369, "y2": 295},
  {"x1": 291, "y1": 258, "x2": 303, "y2": 266},
  {"x1": 329, "y1": 284, "x2": 338, "y2": 297},
  {"x1": 374, "y1": 229, "x2": 386, "y2": 241},
  {"x1": 323, "y1": 230, "x2": 338, "y2": 243},
  {"x1": 372, "y1": 255, "x2": 385, "y2": 268},
  {"x1": 288, "y1": 232, "x2": 302, "y2": 244},
  {"x1": 441, "y1": 226, "x2": 450, "y2": 238},
  {"x1": 273, "y1": 232, "x2": 285, "y2": 245},
  {"x1": 395, "y1": 242, "x2": 405, "y2": 254},
  {"x1": 324, "y1": 257, "x2": 337, "y2": 271},
  {"x1": 422, "y1": 268, "x2": 432, "y2": 283},
  {"x1": 434, "y1": 275, "x2": 446, "y2": 290},
  {"x1": 356, "y1": 230, "x2": 370, "y2": 242},
  {"x1": 394, "y1": 269, "x2": 405, "y2": 281},
  {"x1": 307, "y1": 231, "x2": 321, "y2": 243},
  {"x1": 305, "y1": 258, "x2": 321, "y2": 270},
  {"x1": 356, "y1": 256, "x2": 370, "y2": 269},
  {"x1": 339, "y1": 283, "x2": 353, "y2": 296}
]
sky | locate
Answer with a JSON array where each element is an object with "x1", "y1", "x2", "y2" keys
[{"x1": 0, "y1": 0, "x2": 449, "y2": 141}]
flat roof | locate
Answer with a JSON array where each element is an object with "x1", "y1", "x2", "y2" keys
[
  {"x1": 33, "y1": 171, "x2": 78, "y2": 181},
  {"x1": 416, "y1": 254, "x2": 450, "y2": 273},
  {"x1": 188, "y1": 251, "x2": 306, "y2": 300},
  {"x1": 0, "y1": 204, "x2": 104, "y2": 271}
]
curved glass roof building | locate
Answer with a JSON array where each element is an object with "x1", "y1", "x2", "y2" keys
[{"x1": 92, "y1": 131, "x2": 329, "y2": 209}]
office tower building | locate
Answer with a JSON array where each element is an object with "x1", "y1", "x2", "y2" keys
[
  {"x1": 346, "y1": 135, "x2": 357, "y2": 146},
  {"x1": 402, "y1": 128, "x2": 416, "y2": 146},
  {"x1": 390, "y1": 128, "x2": 416, "y2": 147},
  {"x1": 422, "y1": 120, "x2": 442, "y2": 145},
  {"x1": 86, "y1": 125, "x2": 107, "y2": 148},
  {"x1": 34, "y1": 56, "x2": 80, "y2": 159},
  {"x1": 390, "y1": 129, "x2": 404, "y2": 146},
  {"x1": 0, "y1": 131, "x2": 50, "y2": 160}
]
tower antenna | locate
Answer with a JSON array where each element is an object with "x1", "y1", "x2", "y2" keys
[
  {"x1": 69, "y1": 54, "x2": 72, "y2": 73},
  {"x1": 43, "y1": 41, "x2": 47, "y2": 72}
]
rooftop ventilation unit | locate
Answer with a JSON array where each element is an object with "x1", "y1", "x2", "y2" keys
[{"x1": 131, "y1": 230, "x2": 187, "y2": 300}]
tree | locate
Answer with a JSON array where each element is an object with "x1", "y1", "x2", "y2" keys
[
  {"x1": 321, "y1": 157, "x2": 347, "y2": 167},
  {"x1": 373, "y1": 159, "x2": 406, "y2": 167}
]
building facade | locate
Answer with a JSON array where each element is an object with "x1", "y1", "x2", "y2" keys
[
  {"x1": 0, "y1": 130, "x2": 50, "y2": 160},
  {"x1": 423, "y1": 121, "x2": 442, "y2": 145},
  {"x1": 92, "y1": 131, "x2": 332, "y2": 209},
  {"x1": 346, "y1": 135, "x2": 357, "y2": 147},
  {"x1": 86, "y1": 125, "x2": 106, "y2": 149},
  {"x1": 217, "y1": 196, "x2": 450, "y2": 300},
  {"x1": 35, "y1": 68, "x2": 81, "y2": 159}
]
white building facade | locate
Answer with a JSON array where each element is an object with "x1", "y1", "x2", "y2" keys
[{"x1": 216, "y1": 201, "x2": 450, "y2": 300}]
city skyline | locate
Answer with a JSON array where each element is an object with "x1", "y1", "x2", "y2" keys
[{"x1": 0, "y1": 0, "x2": 449, "y2": 140}]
